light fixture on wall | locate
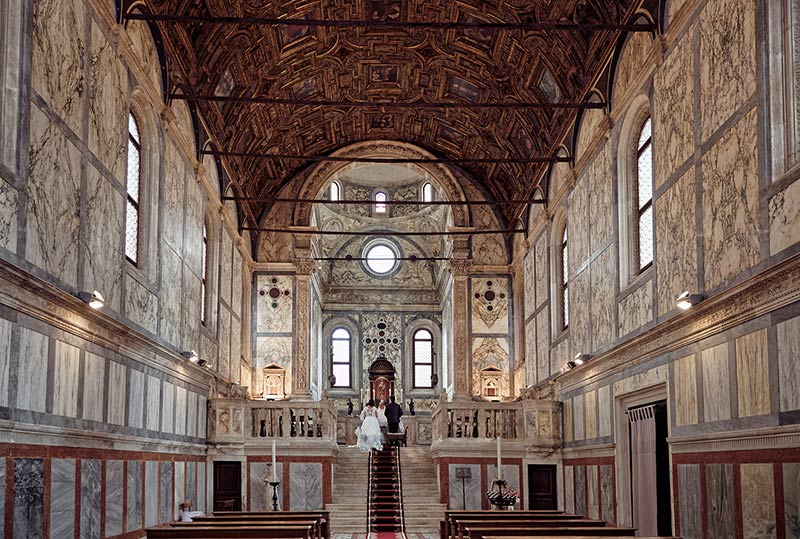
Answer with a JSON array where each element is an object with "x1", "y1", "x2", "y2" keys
[
  {"x1": 676, "y1": 291, "x2": 703, "y2": 310},
  {"x1": 181, "y1": 350, "x2": 200, "y2": 364},
  {"x1": 78, "y1": 290, "x2": 105, "y2": 309},
  {"x1": 573, "y1": 353, "x2": 592, "y2": 366}
]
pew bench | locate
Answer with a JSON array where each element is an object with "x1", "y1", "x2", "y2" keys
[
  {"x1": 464, "y1": 527, "x2": 637, "y2": 538},
  {"x1": 145, "y1": 524, "x2": 313, "y2": 539},
  {"x1": 441, "y1": 510, "x2": 571, "y2": 539},
  {"x1": 453, "y1": 519, "x2": 606, "y2": 539},
  {"x1": 192, "y1": 513, "x2": 328, "y2": 539}
]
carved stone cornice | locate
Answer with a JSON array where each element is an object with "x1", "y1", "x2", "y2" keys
[
  {"x1": 292, "y1": 259, "x2": 318, "y2": 276},
  {"x1": 447, "y1": 259, "x2": 474, "y2": 277},
  {"x1": 557, "y1": 252, "x2": 800, "y2": 392}
]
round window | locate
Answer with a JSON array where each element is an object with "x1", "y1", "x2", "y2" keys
[{"x1": 365, "y1": 243, "x2": 398, "y2": 275}]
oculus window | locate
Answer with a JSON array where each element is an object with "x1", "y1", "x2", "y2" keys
[{"x1": 365, "y1": 243, "x2": 398, "y2": 275}]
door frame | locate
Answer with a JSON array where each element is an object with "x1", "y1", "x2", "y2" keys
[
  {"x1": 613, "y1": 383, "x2": 670, "y2": 528},
  {"x1": 527, "y1": 464, "x2": 558, "y2": 510},
  {"x1": 522, "y1": 457, "x2": 563, "y2": 511},
  {"x1": 212, "y1": 457, "x2": 246, "y2": 510}
]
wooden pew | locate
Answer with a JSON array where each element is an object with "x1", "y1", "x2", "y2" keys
[
  {"x1": 453, "y1": 519, "x2": 606, "y2": 539},
  {"x1": 171, "y1": 520, "x2": 322, "y2": 539},
  {"x1": 192, "y1": 512, "x2": 329, "y2": 539},
  {"x1": 484, "y1": 536, "x2": 677, "y2": 539},
  {"x1": 441, "y1": 510, "x2": 572, "y2": 539},
  {"x1": 145, "y1": 523, "x2": 313, "y2": 539},
  {"x1": 464, "y1": 527, "x2": 637, "y2": 538}
]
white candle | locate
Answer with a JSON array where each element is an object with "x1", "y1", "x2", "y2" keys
[
  {"x1": 496, "y1": 437, "x2": 503, "y2": 481},
  {"x1": 271, "y1": 440, "x2": 277, "y2": 482}
]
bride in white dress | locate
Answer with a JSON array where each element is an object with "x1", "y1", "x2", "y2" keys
[{"x1": 355, "y1": 399, "x2": 383, "y2": 452}]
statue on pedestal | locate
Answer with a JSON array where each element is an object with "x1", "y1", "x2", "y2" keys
[
  {"x1": 409, "y1": 399, "x2": 416, "y2": 416},
  {"x1": 347, "y1": 398, "x2": 354, "y2": 416}
]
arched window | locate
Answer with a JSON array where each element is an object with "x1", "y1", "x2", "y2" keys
[
  {"x1": 635, "y1": 117, "x2": 654, "y2": 271},
  {"x1": 561, "y1": 226, "x2": 569, "y2": 330},
  {"x1": 412, "y1": 328, "x2": 434, "y2": 388},
  {"x1": 201, "y1": 220, "x2": 209, "y2": 325},
  {"x1": 374, "y1": 191, "x2": 387, "y2": 214},
  {"x1": 329, "y1": 181, "x2": 340, "y2": 201},
  {"x1": 126, "y1": 112, "x2": 142, "y2": 264},
  {"x1": 422, "y1": 182, "x2": 434, "y2": 203},
  {"x1": 331, "y1": 328, "x2": 351, "y2": 388}
]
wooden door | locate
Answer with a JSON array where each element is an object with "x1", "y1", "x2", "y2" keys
[
  {"x1": 527, "y1": 465, "x2": 557, "y2": 510},
  {"x1": 213, "y1": 461, "x2": 242, "y2": 511}
]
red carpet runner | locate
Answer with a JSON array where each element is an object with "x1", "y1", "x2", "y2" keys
[{"x1": 368, "y1": 447, "x2": 403, "y2": 533}]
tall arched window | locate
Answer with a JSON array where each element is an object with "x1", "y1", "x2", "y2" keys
[
  {"x1": 561, "y1": 226, "x2": 569, "y2": 330},
  {"x1": 412, "y1": 329, "x2": 434, "y2": 388},
  {"x1": 331, "y1": 328, "x2": 352, "y2": 388},
  {"x1": 374, "y1": 191, "x2": 387, "y2": 213},
  {"x1": 126, "y1": 112, "x2": 142, "y2": 264},
  {"x1": 329, "y1": 181, "x2": 340, "y2": 201},
  {"x1": 635, "y1": 117, "x2": 654, "y2": 271},
  {"x1": 201, "y1": 220, "x2": 209, "y2": 325},
  {"x1": 422, "y1": 182, "x2": 434, "y2": 202}
]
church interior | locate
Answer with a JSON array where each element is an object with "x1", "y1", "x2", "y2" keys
[{"x1": 0, "y1": 0, "x2": 799, "y2": 537}]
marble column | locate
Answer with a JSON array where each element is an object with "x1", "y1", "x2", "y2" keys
[
  {"x1": 291, "y1": 256, "x2": 316, "y2": 398},
  {"x1": 449, "y1": 254, "x2": 473, "y2": 398}
]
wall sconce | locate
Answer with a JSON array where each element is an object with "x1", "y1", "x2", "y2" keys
[
  {"x1": 78, "y1": 290, "x2": 105, "y2": 309},
  {"x1": 573, "y1": 353, "x2": 592, "y2": 366},
  {"x1": 181, "y1": 350, "x2": 200, "y2": 364},
  {"x1": 676, "y1": 291, "x2": 703, "y2": 310}
]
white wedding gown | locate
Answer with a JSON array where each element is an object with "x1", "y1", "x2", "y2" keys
[{"x1": 355, "y1": 406, "x2": 383, "y2": 452}]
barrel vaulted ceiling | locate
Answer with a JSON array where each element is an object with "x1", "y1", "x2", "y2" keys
[{"x1": 137, "y1": 0, "x2": 644, "y2": 225}]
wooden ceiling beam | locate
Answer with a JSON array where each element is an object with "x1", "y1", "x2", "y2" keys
[
  {"x1": 224, "y1": 197, "x2": 546, "y2": 206},
  {"x1": 126, "y1": 13, "x2": 656, "y2": 32},
  {"x1": 242, "y1": 227, "x2": 526, "y2": 236}
]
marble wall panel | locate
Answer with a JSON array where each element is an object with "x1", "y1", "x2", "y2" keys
[
  {"x1": 198, "y1": 395, "x2": 208, "y2": 438},
  {"x1": 656, "y1": 170, "x2": 698, "y2": 316},
  {"x1": 591, "y1": 247, "x2": 615, "y2": 349},
  {"x1": 159, "y1": 245, "x2": 184, "y2": 347},
  {"x1": 598, "y1": 385, "x2": 612, "y2": 437},
  {"x1": 126, "y1": 20, "x2": 162, "y2": 92},
  {"x1": 183, "y1": 181, "x2": 205, "y2": 277},
  {"x1": 740, "y1": 463, "x2": 776, "y2": 539},
  {"x1": 784, "y1": 463, "x2": 800, "y2": 539},
  {"x1": 219, "y1": 307, "x2": 231, "y2": 380},
  {"x1": 31, "y1": 0, "x2": 85, "y2": 134},
  {"x1": 569, "y1": 269, "x2": 590, "y2": 357},
  {"x1": 674, "y1": 354, "x2": 699, "y2": 426},
  {"x1": 290, "y1": 462, "x2": 323, "y2": 511},
  {"x1": 107, "y1": 360, "x2": 127, "y2": 426},
  {"x1": 707, "y1": 463, "x2": 736, "y2": 539},
  {"x1": 614, "y1": 32, "x2": 654, "y2": 102},
  {"x1": 487, "y1": 465, "x2": 520, "y2": 508},
  {"x1": 187, "y1": 391, "x2": 198, "y2": 438},
  {"x1": 17, "y1": 327, "x2": 48, "y2": 413},
  {"x1": 736, "y1": 329, "x2": 771, "y2": 417},
  {"x1": 619, "y1": 282, "x2": 653, "y2": 336},
  {"x1": 255, "y1": 274, "x2": 295, "y2": 333},
  {"x1": 88, "y1": 23, "x2": 126, "y2": 179},
  {"x1": 145, "y1": 461, "x2": 159, "y2": 527},
  {"x1": 146, "y1": 374, "x2": 160, "y2": 431},
  {"x1": 26, "y1": 106, "x2": 81, "y2": 286},
  {"x1": 160, "y1": 462, "x2": 173, "y2": 523},
  {"x1": 81, "y1": 460, "x2": 101, "y2": 539},
  {"x1": 574, "y1": 465, "x2": 587, "y2": 516},
  {"x1": 231, "y1": 316, "x2": 242, "y2": 381},
  {"x1": 472, "y1": 337, "x2": 510, "y2": 398},
  {"x1": 702, "y1": 343, "x2": 731, "y2": 422},
  {"x1": 174, "y1": 461, "x2": 185, "y2": 517},
  {"x1": 105, "y1": 460, "x2": 123, "y2": 536},
  {"x1": 585, "y1": 390, "x2": 598, "y2": 440},
  {"x1": 0, "y1": 180, "x2": 19, "y2": 253},
  {"x1": 770, "y1": 178, "x2": 800, "y2": 255},
  {"x1": 524, "y1": 250, "x2": 536, "y2": 319},
  {"x1": 232, "y1": 252, "x2": 244, "y2": 318},
  {"x1": 699, "y1": 0, "x2": 756, "y2": 140},
  {"x1": 220, "y1": 232, "x2": 234, "y2": 305},
  {"x1": 14, "y1": 459, "x2": 44, "y2": 538},
  {"x1": 702, "y1": 109, "x2": 760, "y2": 290},
  {"x1": 525, "y1": 318, "x2": 536, "y2": 384},
  {"x1": 175, "y1": 385, "x2": 187, "y2": 436},
  {"x1": 50, "y1": 459, "x2": 75, "y2": 539},
  {"x1": 448, "y1": 464, "x2": 481, "y2": 510},
  {"x1": 128, "y1": 368, "x2": 145, "y2": 428},
  {"x1": 567, "y1": 178, "x2": 590, "y2": 275},
  {"x1": 536, "y1": 310, "x2": 549, "y2": 382},
  {"x1": 564, "y1": 466, "x2": 575, "y2": 513},
  {"x1": 250, "y1": 462, "x2": 284, "y2": 510},
  {"x1": 0, "y1": 319, "x2": 9, "y2": 406},
  {"x1": 53, "y1": 340, "x2": 79, "y2": 417},
  {"x1": 534, "y1": 234, "x2": 548, "y2": 308},
  {"x1": 186, "y1": 461, "x2": 197, "y2": 506},
  {"x1": 778, "y1": 315, "x2": 800, "y2": 411},
  {"x1": 198, "y1": 462, "x2": 206, "y2": 513},
  {"x1": 678, "y1": 464, "x2": 701, "y2": 539},
  {"x1": 588, "y1": 142, "x2": 613, "y2": 252},
  {"x1": 125, "y1": 275, "x2": 158, "y2": 334},
  {"x1": 82, "y1": 352, "x2": 105, "y2": 422},
  {"x1": 573, "y1": 394, "x2": 585, "y2": 441},
  {"x1": 471, "y1": 278, "x2": 510, "y2": 334},
  {"x1": 577, "y1": 108, "x2": 605, "y2": 163},
  {"x1": 182, "y1": 269, "x2": 201, "y2": 353},
  {"x1": 127, "y1": 461, "x2": 143, "y2": 532},
  {"x1": 563, "y1": 398, "x2": 574, "y2": 443},
  {"x1": 587, "y1": 464, "x2": 599, "y2": 519},
  {"x1": 0, "y1": 458, "x2": 4, "y2": 527},
  {"x1": 550, "y1": 337, "x2": 569, "y2": 379},
  {"x1": 614, "y1": 365, "x2": 669, "y2": 397},
  {"x1": 653, "y1": 27, "x2": 695, "y2": 187},
  {"x1": 600, "y1": 465, "x2": 614, "y2": 523},
  {"x1": 161, "y1": 381, "x2": 174, "y2": 434},
  {"x1": 162, "y1": 141, "x2": 186, "y2": 254}
]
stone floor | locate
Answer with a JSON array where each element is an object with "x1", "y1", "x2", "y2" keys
[{"x1": 332, "y1": 533, "x2": 438, "y2": 539}]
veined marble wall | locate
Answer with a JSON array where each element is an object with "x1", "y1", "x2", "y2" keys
[
  {"x1": 247, "y1": 458, "x2": 331, "y2": 511},
  {"x1": 470, "y1": 276, "x2": 513, "y2": 398}
]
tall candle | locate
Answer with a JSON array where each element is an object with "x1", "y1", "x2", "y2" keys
[
  {"x1": 271, "y1": 440, "x2": 277, "y2": 482},
  {"x1": 496, "y1": 437, "x2": 503, "y2": 481}
]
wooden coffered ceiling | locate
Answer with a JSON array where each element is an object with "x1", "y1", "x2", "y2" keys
[{"x1": 133, "y1": 0, "x2": 646, "y2": 226}]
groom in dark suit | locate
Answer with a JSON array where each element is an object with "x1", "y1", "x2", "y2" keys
[{"x1": 385, "y1": 396, "x2": 403, "y2": 433}]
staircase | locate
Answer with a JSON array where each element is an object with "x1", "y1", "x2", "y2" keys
[
  {"x1": 369, "y1": 447, "x2": 403, "y2": 532},
  {"x1": 327, "y1": 447, "x2": 369, "y2": 533},
  {"x1": 400, "y1": 447, "x2": 447, "y2": 532}
]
